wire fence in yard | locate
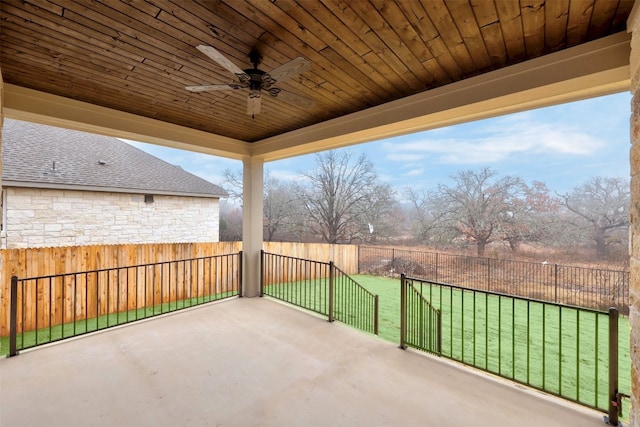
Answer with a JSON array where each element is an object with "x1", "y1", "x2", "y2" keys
[{"x1": 359, "y1": 246, "x2": 629, "y2": 313}]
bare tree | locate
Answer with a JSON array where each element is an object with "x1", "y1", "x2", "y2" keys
[
  {"x1": 221, "y1": 168, "x2": 243, "y2": 201},
  {"x1": 219, "y1": 200, "x2": 242, "y2": 241},
  {"x1": 500, "y1": 181, "x2": 560, "y2": 253},
  {"x1": 263, "y1": 177, "x2": 305, "y2": 241},
  {"x1": 559, "y1": 176, "x2": 629, "y2": 259},
  {"x1": 430, "y1": 168, "x2": 526, "y2": 256},
  {"x1": 405, "y1": 187, "x2": 443, "y2": 243},
  {"x1": 222, "y1": 169, "x2": 305, "y2": 241},
  {"x1": 301, "y1": 150, "x2": 395, "y2": 244}
]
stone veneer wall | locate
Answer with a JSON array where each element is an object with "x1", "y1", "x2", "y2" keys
[{"x1": 2, "y1": 187, "x2": 220, "y2": 248}]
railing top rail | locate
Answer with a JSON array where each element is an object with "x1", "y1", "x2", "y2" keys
[
  {"x1": 405, "y1": 279, "x2": 441, "y2": 314},
  {"x1": 334, "y1": 264, "x2": 376, "y2": 298},
  {"x1": 262, "y1": 251, "x2": 331, "y2": 267},
  {"x1": 403, "y1": 274, "x2": 610, "y2": 315},
  {"x1": 13, "y1": 252, "x2": 241, "y2": 282},
  {"x1": 359, "y1": 246, "x2": 629, "y2": 275}
]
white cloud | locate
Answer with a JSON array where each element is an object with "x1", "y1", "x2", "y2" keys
[
  {"x1": 405, "y1": 168, "x2": 424, "y2": 176},
  {"x1": 267, "y1": 169, "x2": 306, "y2": 182},
  {"x1": 385, "y1": 152, "x2": 425, "y2": 162},
  {"x1": 380, "y1": 119, "x2": 605, "y2": 165}
]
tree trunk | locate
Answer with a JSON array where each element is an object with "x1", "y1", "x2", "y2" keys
[
  {"x1": 477, "y1": 240, "x2": 486, "y2": 257},
  {"x1": 595, "y1": 228, "x2": 608, "y2": 259}
]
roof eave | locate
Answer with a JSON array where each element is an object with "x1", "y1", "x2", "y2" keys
[{"x1": 2, "y1": 180, "x2": 227, "y2": 199}]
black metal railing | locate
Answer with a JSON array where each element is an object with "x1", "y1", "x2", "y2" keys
[
  {"x1": 7, "y1": 252, "x2": 242, "y2": 356},
  {"x1": 261, "y1": 250, "x2": 378, "y2": 335},
  {"x1": 333, "y1": 265, "x2": 379, "y2": 335},
  {"x1": 359, "y1": 246, "x2": 629, "y2": 313},
  {"x1": 400, "y1": 274, "x2": 441, "y2": 355},
  {"x1": 399, "y1": 275, "x2": 631, "y2": 423}
]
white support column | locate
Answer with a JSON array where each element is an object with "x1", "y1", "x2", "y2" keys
[
  {"x1": 242, "y1": 156, "x2": 264, "y2": 297},
  {"x1": 628, "y1": 4, "x2": 640, "y2": 426},
  {"x1": 0, "y1": 70, "x2": 4, "y2": 250}
]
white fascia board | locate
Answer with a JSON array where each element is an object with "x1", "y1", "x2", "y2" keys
[
  {"x1": 2, "y1": 181, "x2": 225, "y2": 199},
  {"x1": 1, "y1": 85, "x2": 250, "y2": 160}
]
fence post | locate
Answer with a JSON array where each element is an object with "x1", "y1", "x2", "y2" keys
[
  {"x1": 606, "y1": 307, "x2": 619, "y2": 426},
  {"x1": 399, "y1": 273, "x2": 407, "y2": 349},
  {"x1": 554, "y1": 264, "x2": 559, "y2": 303},
  {"x1": 328, "y1": 261, "x2": 335, "y2": 323},
  {"x1": 9, "y1": 276, "x2": 18, "y2": 357},
  {"x1": 392, "y1": 248, "x2": 396, "y2": 269},
  {"x1": 487, "y1": 258, "x2": 491, "y2": 291},
  {"x1": 357, "y1": 245, "x2": 361, "y2": 274},
  {"x1": 238, "y1": 251, "x2": 243, "y2": 297}
]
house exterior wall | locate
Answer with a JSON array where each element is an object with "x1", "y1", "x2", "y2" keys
[{"x1": 1, "y1": 187, "x2": 220, "y2": 249}]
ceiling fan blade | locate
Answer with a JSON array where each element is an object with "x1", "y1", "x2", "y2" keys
[
  {"x1": 185, "y1": 83, "x2": 246, "y2": 92},
  {"x1": 271, "y1": 89, "x2": 315, "y2": 109},
  {"x1": 247, "y1": 94, "x2": 262, "y2": 116},
  {"x1": 196, "y1": 45, "x2": 250, "y2": 82},
  {"x1": 263, "y1": 57, "x2": 310, "y2": 85}
]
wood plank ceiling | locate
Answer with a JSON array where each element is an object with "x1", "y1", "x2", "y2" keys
[{"x1": 0, "y1": 0, "x2": 634, "y2": 142}]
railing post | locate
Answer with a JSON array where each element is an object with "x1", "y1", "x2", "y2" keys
[
  {"x1": 374, "y1": 294, "x2": 379, "y2": 335},
  {"x1": 328, "y1": 261, "x2": 335, "y2": 322},
  {"x1": 606, "y1": 307, "x2": 619, "y2": 426},
  {"x1": 435, "y1": 252, "x2": 439, "y2": 282},
  {"x1": 399, "y1": 273, "x2": 407, "y2": 349},
  {"x1": 238, "y1": 251, "x2": 243, "y2": 297},
  {"x1": 436, "y1": 310, "x2": 442, "y2": 355},
  {"x1": 259, "y1": 250, "x2": 264, "y2": 297},
  {"x1": 9, "y1": 276, "x2": 18, "y2": 357}
]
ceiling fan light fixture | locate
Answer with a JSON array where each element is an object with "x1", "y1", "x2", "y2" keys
[
  {"x1": 247, "y1": 95, "x2": 262, "y2": 116},
  {"x1": 187, "y1": 45, "x2": 313, "y2": 116}
]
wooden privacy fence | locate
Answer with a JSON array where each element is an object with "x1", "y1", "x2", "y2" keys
[
  {"x1": 1, "y1": 241, "x2": 357, "y2": 337},
  {"x1": 263, "y1": 242, "x2": 358, "y2": 274},
  {"x1": 1, "y1": 242, "x2": 241, "y2": 337}
]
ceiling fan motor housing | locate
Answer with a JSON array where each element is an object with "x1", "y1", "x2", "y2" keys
[{"x1": 246, "y1": 68, "x2": 266, "y2": 98}]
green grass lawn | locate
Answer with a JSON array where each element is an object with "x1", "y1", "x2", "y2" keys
[
  {"x1": 1, "y1": 291, "x2": 236, "y2": 356},
  {"x1": 351, "y1": 274, "x2": 631, "y2": 417},
  {"x1": 263, "y1": 275, "x2": 378, "y2": 334}
]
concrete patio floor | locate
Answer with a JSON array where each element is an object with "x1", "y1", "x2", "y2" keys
[{"x1": 1, "y1": 297, "x2": 606, "y2": 427}]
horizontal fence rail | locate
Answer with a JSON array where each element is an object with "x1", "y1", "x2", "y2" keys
[
  {"x1": 261, "y1": 250, "x2": 378, "y2": 335},
  {"x1": 399, "y1": 275, "x2": 631, "y2": 419},
  {"x1": 7, "y1": 252, "x2": 242, "y2": 356},
  {"x1": 359, "y1": 246, "x2": 629, "y2": 313}
]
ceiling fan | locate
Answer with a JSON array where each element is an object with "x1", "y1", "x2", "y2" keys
[{"x1": 186, "y1": 45, "x2": 315, "y2": 117}]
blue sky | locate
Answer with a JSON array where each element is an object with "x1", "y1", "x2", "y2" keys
[{"x1": 126, "y1": 91, "x2": 631, "y2": 195}]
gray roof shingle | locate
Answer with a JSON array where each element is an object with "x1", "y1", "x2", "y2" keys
[{"x1": 2, "y1": 119, "x2": 227, "y2": 198}]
